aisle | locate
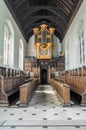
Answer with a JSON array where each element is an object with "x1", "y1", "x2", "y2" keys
[{"x1": 29, "y1": 85, "x2": 61, "y2": 108}]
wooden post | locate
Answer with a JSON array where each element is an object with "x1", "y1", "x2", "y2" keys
[
  {"x1": 10, "y1": 69, "x2": 12, "y2": 77},
  {"x1": 82, "y1": 66, "x2": 83, "y2": 77},
  {"x1": 6, "y1": 68, "x2": 8, "y2": 77}
]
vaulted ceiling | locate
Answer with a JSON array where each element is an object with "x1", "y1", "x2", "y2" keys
[{"x1": 4, "y1": 0, "x2": 83, "y2": 42}]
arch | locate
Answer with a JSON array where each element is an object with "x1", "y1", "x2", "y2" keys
[
  {"x1": 19, "y1": 39, "x2": 24, "y2": 70},
  {"x1": 78, "y1": 20, "x2": 84, "y2": 36},
  {"x1": 78, "y1": 20, "x2": 85, "y2": 65},
  {"x1": 41, "y1": 69, "x2": 47, "y2": 84},
  {"x1": 4, "y1": 20, "x2": 14, "y2": 67},
  {"x1": 65, "y1": 39, "x2": 69, "y2": 70},
  {"x1": 21, "y1": 6, "x2": 67, "y2": 25}
]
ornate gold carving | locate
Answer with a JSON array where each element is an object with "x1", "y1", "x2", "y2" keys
[
  {"x1": 49, "y1": 28, "x2": 55, "y2": 34},
  {"x1": 33, "y1": 24, "x2": 55, "y2": 59},
  {"x1": 33, "y1": 28, "x2": 39, "y2": 34},
  {"x1": 40, "y1": 24, "x2": 47, "y2": 30}
]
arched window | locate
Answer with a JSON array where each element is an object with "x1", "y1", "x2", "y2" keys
[
  {"x1": 4, "y1": 20, "x2": 14, "y2": 67},
  {"x1": 78, "y1": 20, "x2": 85, "y2": 65},
  {"x1": 19, "y1": 39, "x2": 24, "y2": 70},
  {"x1": 66, "y1": 40, "x2": 69, "y2": 70}
]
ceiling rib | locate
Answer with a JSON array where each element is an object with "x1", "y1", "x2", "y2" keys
[{"x1": 4, "y1": 0, "x2": 83, "y2": 42}]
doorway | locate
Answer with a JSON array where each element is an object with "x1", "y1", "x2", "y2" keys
[{"x1": 41, "y1": 69, "x2": 47, "y2": 84}]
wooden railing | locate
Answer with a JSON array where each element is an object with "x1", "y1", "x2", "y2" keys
[
  {"x1": 66, "y1": 76, "x2": 86, "y2": 106},
  {"x1": 54, "y1": 73, "x2": 86, "y2": 106},
  {"x1": 0, "y1": 66, "x2": 24, "y2": 77},
  {"x1": 0, "y1": 74, "x2": 30, "y2": 106},
  {"x1": 54, "y1": 75, "x2": 65, "y2": 83},
  {"x1": 20, "y1": 78, "x2": 39, "y2": 106},
  {"x1": 50, "y1": 79, "x2": 70, "y2": 106}
]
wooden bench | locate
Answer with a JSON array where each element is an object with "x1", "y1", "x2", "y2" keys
[
  {"x1": 0, "y1": 74, "x2": 30, "y2": 106},
  {"x1": 20, "y1": 78, "x2": 39, "y2": 106},
  {"x1": 66, "y1": 76, "x2": 86, "y2": 106},
  {"x1": 50, "y1": 79, "x2": 70, "y2": 106},
  {"x1": 23, "y1": 75, "x2": 30, "y2": 83},
  {"x1": 54, "y1": 74, "x2": 68, "y2": 84},
  {"x1": 54, "y1": 76, "x2": 64, "y2": 83}
]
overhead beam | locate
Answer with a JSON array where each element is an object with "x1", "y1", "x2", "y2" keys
[
  {"x1": 23, "y1": 15, "x2": 66, "y2": 31},
  {"x1": 14, "y1": 0, "x2": 26, "y2": 9},
  {"x1": 20, "y1": 6, "x2": 67, "y2": 24},
  {"x1": 61, "y1": 0, "x2": 73, "y2": 10}
]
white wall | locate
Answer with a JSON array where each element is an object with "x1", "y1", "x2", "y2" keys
[
  {"x1": 53, "y1": 35, "x2": 62, "y2": 57},
  {"x1": 28, "y1": 35, "x2": 36, "y2": 57},
  {"x1": 0, "y1": 0, "x2": 27, "y2": 69},
  {"x1": 62, "y1": 0, "x2": 86, "y2": 70}
]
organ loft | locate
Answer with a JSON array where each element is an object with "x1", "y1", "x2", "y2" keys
[{"x1": 0, "y1": 0, "x2": 86, "y2": 129}]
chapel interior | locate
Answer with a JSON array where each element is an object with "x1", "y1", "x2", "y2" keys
[{"x1": 0, "y1": 0, "x2": 86, "y2": 130}]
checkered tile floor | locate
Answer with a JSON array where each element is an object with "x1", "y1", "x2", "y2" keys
[{"x1": 0, "y1": 85, "x2": 86, "y2": 130}]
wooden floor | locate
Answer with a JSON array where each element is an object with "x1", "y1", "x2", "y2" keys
[{"x1": 0, "y1": 85, "x2": 86, "y2": 130}]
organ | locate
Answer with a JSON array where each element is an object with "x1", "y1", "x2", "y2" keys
[{"x1": 33, "y1": 24, "x2": 55, "y2": 59}]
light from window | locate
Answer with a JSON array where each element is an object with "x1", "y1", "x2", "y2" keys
[
  {"x1": 4, "y1": 24, "x2": 10, "y2": 65},
  {"x1": 4, "y1": 21, "x2": 14, "y2": 67},
  {"x1": 78, "y1": 20, "x2": 85, "y2": 65},
  {"x1": 19, "y1": 39, "x2": 24, "y2": 70}
]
